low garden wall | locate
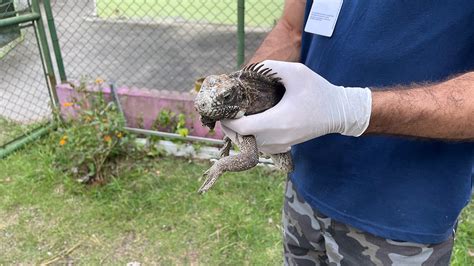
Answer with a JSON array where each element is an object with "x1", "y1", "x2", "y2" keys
[{"x1": 56, "y1": 82, "x2": 224, "y2": 140}]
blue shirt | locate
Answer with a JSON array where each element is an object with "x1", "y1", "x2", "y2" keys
[{"x1": 292, "y1": 0, "x2": 474, "y2": 244}]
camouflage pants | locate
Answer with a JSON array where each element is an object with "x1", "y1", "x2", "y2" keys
[{"x1": 283, "y1": 179, "x2": 454, "y2": 265}]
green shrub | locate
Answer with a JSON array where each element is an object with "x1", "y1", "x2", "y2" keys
[
  {"x1": 52, "y1": 81, "x2": 138, "y2": 184},
  {"x1": 152, "y1": 109, "x2": 189, "y2": 137}
]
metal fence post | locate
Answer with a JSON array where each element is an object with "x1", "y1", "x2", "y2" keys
[
  {"x1": 43, "y1": 0, "x2": 67, "y2": 83},
  {"x1": 31, "y1": 0, "x2": 58, "y2": 106},
  {"x1": 237, "y1": 0, "x2": 245, "y2": 68}
]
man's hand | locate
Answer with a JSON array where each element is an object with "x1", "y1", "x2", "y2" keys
[{"x1": 221, "y1": 60, "x2": 372, "y2": 154}]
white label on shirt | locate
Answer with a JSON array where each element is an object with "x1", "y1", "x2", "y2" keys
[{"x1": 304, "y1": 0, "x2": 343, "y2": 37}]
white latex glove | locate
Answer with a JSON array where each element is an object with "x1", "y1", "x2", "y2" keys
[{"x1": 221, "y1": 60, "x2": 372, "y2": 154}]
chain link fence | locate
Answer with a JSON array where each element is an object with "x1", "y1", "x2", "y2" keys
[
  {"x1": 1, "y1": 0, "x2": 283, "y2": 150},
  {"x1": 0, "y1": 0, "x2": 53, "y2": 148},
  {"x1": 50, "y1": 0, "x2": 283, "y2": 91}
]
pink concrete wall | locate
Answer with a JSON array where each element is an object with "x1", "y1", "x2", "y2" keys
[{"x1": 56, "y1": 83, "x2": 224, "y2": 140}]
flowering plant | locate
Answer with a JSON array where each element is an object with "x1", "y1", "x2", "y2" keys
[{"x1": 53, "y1": 79, "x2": 137, "y2": 184}]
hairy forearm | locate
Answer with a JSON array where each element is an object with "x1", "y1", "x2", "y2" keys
[
  {"x1": 249, "y1": 21, "x2": 302, "y2": 64},
  {"x1": 248, "y1": 0, "x2": 306, "y2": 65},
  {"x1": 366, "y1": 72, "x2": 474, "y2": 140}
]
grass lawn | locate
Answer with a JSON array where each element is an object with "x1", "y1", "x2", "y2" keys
[
  {"x1": 0, "y1": 138, "x2": 472, "y2": 264},
  {"x1": 0, "y1": 117, "x2": 47, "y2": 147},
  {"x1": 96, "y1": 0, "x2": 284, "y2": 27},
  {"x1": 453, "y1": 200, "x2": 474, "y2": 265},
  {"x1": 0, "y1": 139, "x2": 284, "y2": 264}
]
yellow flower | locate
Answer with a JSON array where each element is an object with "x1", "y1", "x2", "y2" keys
[
  {"x1": 95, "y1": 78, "x2": 105, "y2": 85},
  {"x1": 62, "y1": 102, "x2": 73, "y2": 107},
  {"x1": 116, "y1": 132, "x2": 123, "y2": 138},
  {"x1": 103, "y1": 135, "x2": 112, "y2": 142},
  {"x1": 59, "y1": 135, "x2": 68, "y2": 146}
]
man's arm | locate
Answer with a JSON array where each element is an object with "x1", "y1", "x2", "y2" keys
[
  {"x1": 222, "y1": 61, "x2": 473, "y2": 154},
  {"x1": 367, "y1": 72, "x2": 474, "y2": 140},
  {"x1": 247, "y1": 0, "x2": 306, "y2": 64}
]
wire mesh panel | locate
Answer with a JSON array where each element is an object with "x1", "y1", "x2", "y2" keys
[
  {"x1": 50, "y1": 0, "x2": 284, "y2": 91},
  {"x1": 0, "y1": 0, "x2": 53, "y2": 147}
]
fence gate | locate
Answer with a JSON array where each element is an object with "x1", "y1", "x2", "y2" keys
[{"x1": 0, "y1": 0, "x2": 64, "y2": 158}]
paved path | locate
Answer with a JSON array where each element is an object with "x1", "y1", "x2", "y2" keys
[
  {"x1": 52, "y1": 0, "x2": 269, "y2": 90},
  {"x1": 0, "y1": 26, "x2": 52, "y2": 124}
]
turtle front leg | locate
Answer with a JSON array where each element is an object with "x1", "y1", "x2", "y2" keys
[{"x1": 198, "y1": 135, "x2": 259, "y2": 194}]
